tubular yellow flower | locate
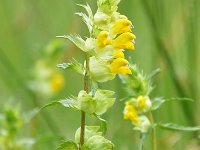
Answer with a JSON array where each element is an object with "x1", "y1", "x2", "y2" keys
[
  {"x1": 112, "y1": 50, "x2": 124, "y2": 58},
  {"x1": 111, "y1": 58, "x2": 132, "y2": 75},
  {"x1": 50, "y1": 73, "x2": 64, "y2": 92},
  {"x1": 113, "y1": 32, "x2": 136, "y2": 50},
  {"x1": 112, "y1": 19, "x2": 132, "y2": 35},
  {"x1": 136, "y1": 96, "x2": 152, "y2": 112},
  {"x1": 97, "y1": 31, "x2": 113, "y2": 48},
  {"x1": 124, "y1": 102, "x2": 139, "y2": 125}
]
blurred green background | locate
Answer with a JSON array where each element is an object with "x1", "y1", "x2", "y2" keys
[{"x1": 0, "y1": 0, "x2": 199, "y2": 149}]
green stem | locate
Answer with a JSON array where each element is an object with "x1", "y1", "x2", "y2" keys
[
  {"x1": 148, "y1": 112, "x2": 157, "y2": 150},
  {"x1": 80, "y1": 53, "x2": 90, "y2": 148}
]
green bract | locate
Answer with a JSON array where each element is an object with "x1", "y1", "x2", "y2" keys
[
  {"x1": 94, "y1": 89, "x2": 115, "y2": 115},
  {"x1": 76, "y1": 89, "x2": 115, "y2": 115},
  {"x1": 77, "y1": 90, "x2": 97, "y2": 114}
]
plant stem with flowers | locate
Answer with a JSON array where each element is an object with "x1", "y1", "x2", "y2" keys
[{"x1": 42, "y1": 0, "x2": 138, "y2": 149}]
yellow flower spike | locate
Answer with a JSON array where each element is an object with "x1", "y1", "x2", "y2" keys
[
  {"x1": 113, "y1": 51, "x2": 124, "y2": 58},
  {"x1": 112, "y1": 19, "x2": 133, "y2": 35},
  {"x1": 97, "y1": 31, "x2": 113, "y2": 48},
  {"x1": 111, "y1": 58, "x2": 132, "y2": 75},
  {"x1": 51, "y1": 73, "x2": 64, "y2": 92},
  {"x1": 124, "y1": 102, "x2": 139, "y2": 125},
  {"x1": 113, "y1": 32, "x2": 136, "y2": 50}
]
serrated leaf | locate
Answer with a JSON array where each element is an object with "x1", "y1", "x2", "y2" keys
[
  {"x1": 151, "y1": 97, "x2": 194, "y2": 111},
  {"x1": 57, "y1": 58, "x2": 84, "y2": 74},
  {"x1": 40, "y1": 98, "x2": 79, "y2": 111},
  {"x1": 77, "y1": 3, "x2": 93, "y2": 20},
  {"x1": 75, "y1": 12, "x2": 93, "y2": 33},
  {"x1": 56, "y1": 141, "x2": 78, "y2": 150},
  {"x1": 151, "y1": 97, "x2": 165, "y2": 110},
  {"x1": 94, "y1": 114, "x2": 107, "y2": 135},
  {"x1": 157, "y1": 123, "x2": 200, "y2": 132},
  {"x1": 57, "y1": 34, "x2": 86, "y2": 52},
  {"x1": 147, "y1": 68, "x2": 160, "y2": 79}
]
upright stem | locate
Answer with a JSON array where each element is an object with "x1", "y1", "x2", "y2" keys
[
  {"x1": 80, "y1": 53, "x2": 90, "y2": 147},
  {"x1": 148, "y1": 112, "x2": 157, "y2": 150}
]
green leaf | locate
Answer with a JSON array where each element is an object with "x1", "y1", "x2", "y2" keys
[
  {"x1": 94, "y1": 114, "x2": 107, "y2": 135},
  {"x1": 151, "y1": 97, "x2": 165, "y2": 111},
  {"x1": 56, "y1": 141, "x2": 78, "y2": 150},
  {"x1": 56, "y1": 34, "x2": 86, "y2": 52},
  {"x1": 57, "y1": 58, "x2": 84, "y2": 74},
  {"x1": 151, "y1": 97, "x2": 194, "y2": 111},
  {"x1": 157, "y1": 123, "x2": 200, "y2": 132},
  {"x1": 40, "y1": 98, "x2": 78, "y2": 111},
  {"x1": 75, "y1": 12, "x2": 93, "y2": 33}
]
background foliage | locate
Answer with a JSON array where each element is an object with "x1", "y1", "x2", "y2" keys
[{"x1": 0, "y1": 0, "x2": 199, "y2": 149}]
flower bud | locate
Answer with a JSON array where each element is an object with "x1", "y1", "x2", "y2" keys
[{"x1": 94, "y1": 11, "x2": 110, "y2": 30}]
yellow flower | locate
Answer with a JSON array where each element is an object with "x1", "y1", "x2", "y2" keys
[
  {"x1": 112, "y1": 50, "x2": 124, "y2": 58},
  {"x1": 124, "y1": 102, "x2": 139, "y2": 124},
  {"x1": 112, "y1": 19, "x2": 133, "y2": 35},
  {"x1": 113, "y1": 32, "x2": 136, "y2": 50},
  {"x1": 137, "y1": 96, "x2": 146, "y2": 110},
  {"x1": 111, "y1": 58, "x2": 132, "y2": 75},
  {"x1": 136, "y1": 96, "x2": 152, "y2": 112},
  {"x1": 97, "y1": 31, "x2": 112, "y2": 48},
  {"x1": 50, "y1": 73, "x2": 64, "y2": 92}
]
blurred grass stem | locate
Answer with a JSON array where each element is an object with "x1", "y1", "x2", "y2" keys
[
  {"x1": 140, "y1": 0, "x2": 195, "y2": 125},
  {"x1": 0, "y1": 48, "x2": 60, "y2": 135}
]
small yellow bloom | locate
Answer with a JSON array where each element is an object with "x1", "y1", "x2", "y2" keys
[
  {"x1": 124, "y1": 102, "x2": 139, "y2": 124},
  {"x1": 113, "y1": 32, "x2": 136, "y2": 50},
  {"x1": 112, "y1": 19, "x2": 132, "y2": 35},
  {"x1": 112, "y1": 51, "x2": 124, "y2": 58},
  {"x1": 97, "y1": 31, "x2": 112, "y2": 48},
  {"x1": 51, "y1": 73, "x2": 64, "y2": 92},
  {"x1": 111, "y1": 58, "x2": 132, "y2": 75},
  {"x1": 137, "y1": 96, "x2": 146, "y2": 110},
  {"x1": 136, "y1": 96, "x2": 152, "y2": 112}
]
